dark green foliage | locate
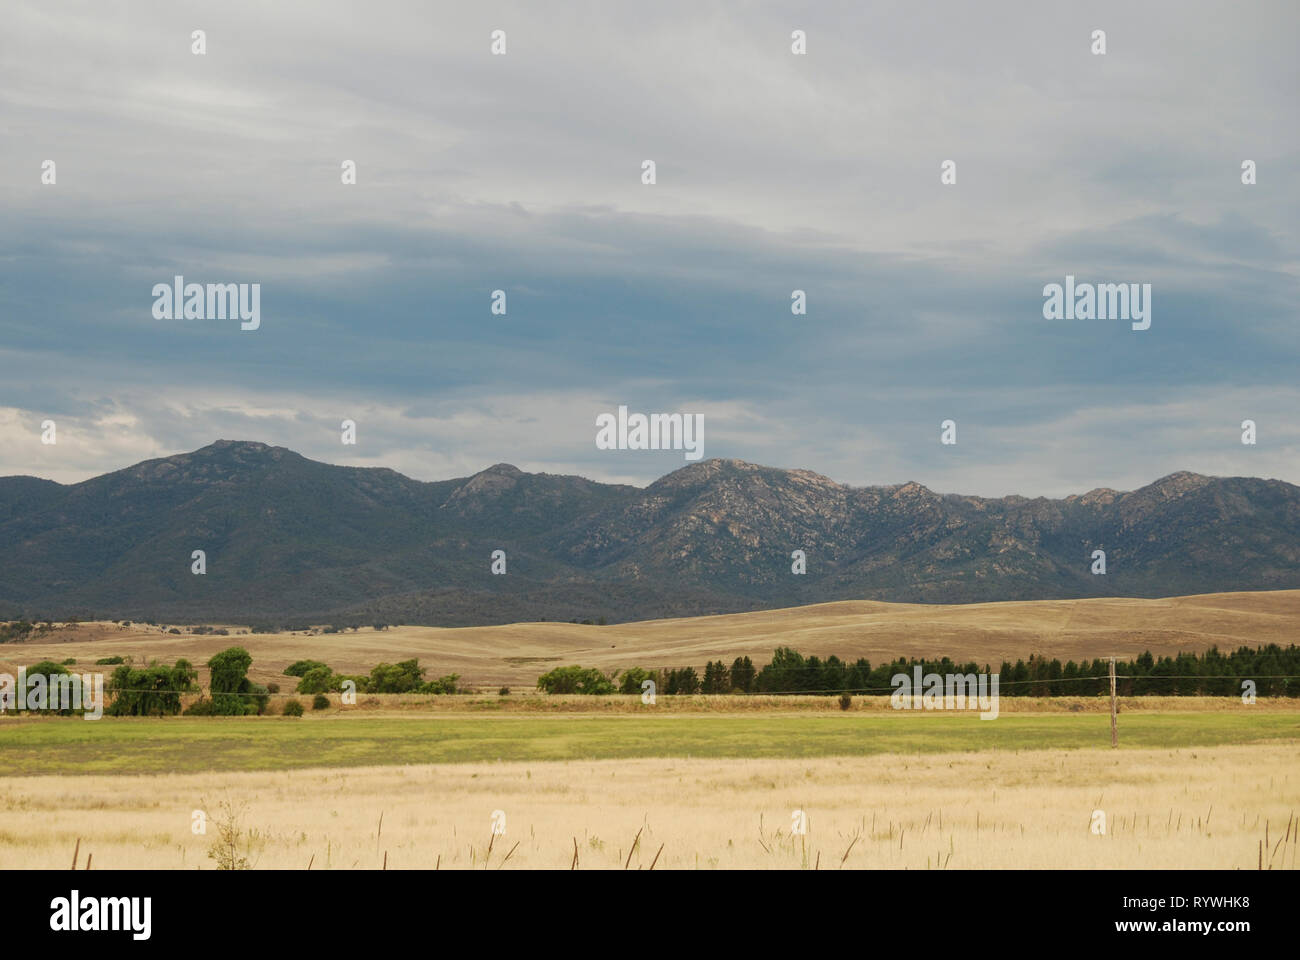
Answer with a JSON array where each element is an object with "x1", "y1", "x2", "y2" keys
[
  {"x1": 701, "y1": 660, "x2": 730, "y2": 693},
  {"x1": 106, "y1": 659, "x2": 198, "y2": 716},
  {"x1": 288, "y1": 658, "x2": 456, "y2": 695},
  {"x1": 282, "y1": 699, "x2": 304, "y2": 717},
  {"x1": 7, "y1": 660, "x2": 73, "y2": 714},
  {"x1": 665, "y1": 666, "x2": 700, "y2": 695},
  {"x1": 729, "y1": 656, "x2": 756, "y2": 693},
  {"x1": 284, "y1": 660, "x2": 327, "y2": 677},
  {"x1": 536, "y1": 665, "x2": 615, "y2": 695},
  {"x1": 420, "y1": 674, "x2": 460, "y2": 695},
  {"x1": 95, "y1": 655, "x2": 125, "y2": 665},
  {"x1": 617, "y1": 667, "x2": 654, "y2": 695},
  {"x1": 295, "y1": 666, "x2": 338, "y2": 694},
  {"x1": 312, "y1": 693, "x2": 330, "y2": 710},
  {"x1": 206, "y1": 647, "x2": 264, "y2": 715},
  {"x1": 365, "y1": 658, "x2": 424, "y2": 693},
  {"x1": 748, "y1": 644, "x2": 1300, "y2": 697},
  {"x1": 535, "y1": 643, "x2": 1300, "y2": 699}
]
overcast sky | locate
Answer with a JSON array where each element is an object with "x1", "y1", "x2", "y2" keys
[{"x1": 2, "y1": 0, "x2": 1296, "y2": 496}]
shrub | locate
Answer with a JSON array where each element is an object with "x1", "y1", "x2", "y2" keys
[
  {"x1": 367, "y1": 659, "x2": 425, "y2": 693},
  {"x1": 266, "y1": 682, "x2": 280, "y2": 694},
  {"x1": 282, "y1": 699, "x2": 304, "y2": 717},
  {"x1": 284, "y1": 659, "x2": 328, "y2": 678},
  {"x1": 312, "y1": 693, "x2": 330, "y2": 710},
  {"x1": 498, "y1": 686, "x2": 510, "y2": 696},
  {"x1": 95, "y1": 655, "x2": 125, "y2": 665},
  {"x1": 207, "y1": 798, "x2": 251, "y2": 870},
  {"x1": 839, "y1": 692, "x2": 853, "y2": 711},
  {"x1": 207, "y1": 647, "x2": 262, "y2": 715},
  {"x1": 9, "y1": 660, "x2": 72, "y2": 714},
  {"x1": 61, "y1": 657, "x2": 76, "y2": 665},
  {"x1": 536, "y1": 665, "x2": 615, "y2": 695},
  {"x1": 106, "y1": 659, "x2": 198, "y2": 716},
  {"x1": 296, "y1": 665, "x2": 338, "y2": 694},
  {"x1": 419, "y1": 673, "x2": 460, "y2": 695}
]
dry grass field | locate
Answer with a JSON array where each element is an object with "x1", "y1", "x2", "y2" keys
[
  {"x1": 4, "y1": 590, "x2": 1295, "y2": 870},
  {"x1": 4, "y1": 588, "x2": 1298, "y2": 690},
  {"x1": 2, "y1": 744, "x2": 1296, "y2": 870}
]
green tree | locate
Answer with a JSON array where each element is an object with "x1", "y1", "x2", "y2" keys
[
  {"x1": 536, "y1": 665, "x2": 615, "y2": 695},
  {"x1": 729, "y1": 656, "x2": 756, "y2": 693},
  {"x1": 207, "y1": 647, "x2": 258, "y2": 715}
]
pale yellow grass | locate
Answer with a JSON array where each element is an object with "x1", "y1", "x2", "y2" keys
[
  {"x1": 3, "y1": 744, "x2": 1295, "y2": 869},
  {"x1": 4, "y1": 588, "x2": 1298, "y2": 690}
]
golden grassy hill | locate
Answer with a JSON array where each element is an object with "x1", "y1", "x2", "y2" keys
[{"x1": 2, "y1": 589, "x2": 1297, "y2": 689}]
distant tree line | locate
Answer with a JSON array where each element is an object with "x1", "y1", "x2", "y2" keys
[
  {"x1": 0, "y1": 620, "x2": 54, "y2": 642},
  {"x1": 536, "y1": 644, "x2": 1300, "y2": 696},
  {"x1": 285, "y1": 658, "x2": 459, "y2": 695}
]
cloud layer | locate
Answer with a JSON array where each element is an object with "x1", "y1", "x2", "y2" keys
[{"x1": 2, "y1": 0, "x2": 1296, "y2": 496}]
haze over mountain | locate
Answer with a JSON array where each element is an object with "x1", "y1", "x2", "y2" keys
[{"x1": 2, "y1": 440, "x2": 1298, "y2": 626}]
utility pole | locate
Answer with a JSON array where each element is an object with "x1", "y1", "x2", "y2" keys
[{"x1": 1109, "y1": 656, "x2": 1118, "y2": 748}]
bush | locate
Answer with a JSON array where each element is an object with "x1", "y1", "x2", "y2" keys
[
  {"x1": 95, "y1": 655, "x2": 125, "y2": 665},
  {"x1": 282, "y1": 699, "x2": 304, "y2": 717},
  {"x1": 106, "y1": 659, "x2": 198, "y2": 716},
  {"x1": 61, "y1": 657, "x2": 76, "y2": 665},
  {"x1": 207, "y1": 647, "x2": 263, "y2": 715},
  {"x1": 312, "y1": 693, "x2": 330, "y2": 710},
  {"x1": 419, "y1": 673, "x2": 460, "y2": 695},
  {"x1": 284, "y1": 659, "x2": 328, "y2": 678},
  {"x1": 9, "y1": 660, "x2": 72, "y2": 714},
  {"x1": 184, "y1": 697, "x2": 215, "y2": 716},
  {"x1": 536, "y1": 665, "x2": 616, "y2": 695},
  {"x1": 498, "y1": 686, "x2": 510, "y2": 696},
  {"x1": 266, "y1": 682, "x2": 280, "y2": 694},
  {"x1": 296, "y1": 665, "x2": 338, "y2": 694},
  {"x1": 367, "y1": 659, "x2": 425, "y2": 693},
  {"x1": 839, "y1": 692, "x2": 853, "y2": 711}
]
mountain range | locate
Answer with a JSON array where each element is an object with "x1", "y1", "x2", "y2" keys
[{"x1": 1, "y1": 440, "x2": 1297, "y2": 626}]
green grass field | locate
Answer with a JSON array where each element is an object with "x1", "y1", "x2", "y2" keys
[{"x1": 3, "y1": 710, "x2": 1297, "y2": 776}]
